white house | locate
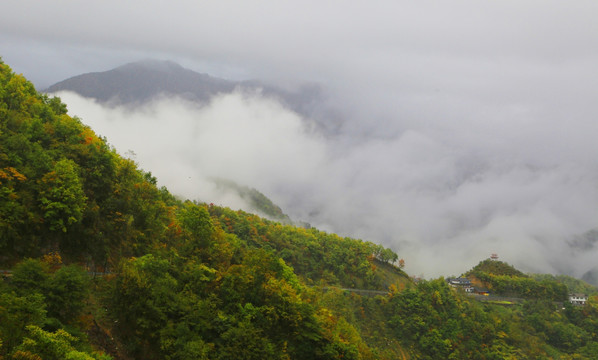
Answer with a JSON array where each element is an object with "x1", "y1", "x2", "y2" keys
[{"x1": 569, "y1": 293, "x2": 589, "y2": 306}]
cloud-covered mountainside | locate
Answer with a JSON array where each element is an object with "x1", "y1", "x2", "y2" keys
[
  {"x1": 45, "y1": 60, "x2": 340, "y2": 135},
  {"x1": 8, "y1": 58, "x2": 598, "y2": 359},
  {"x1": 45, "y1": 60, "x2": 235, "y2": 105},
  {"x1": 49, "y1": 61, "x2": 598, "y2": 280}
]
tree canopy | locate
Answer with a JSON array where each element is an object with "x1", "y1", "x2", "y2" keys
[{"x1": 1, "y1": 58, "x2": 598, "y2": 359}]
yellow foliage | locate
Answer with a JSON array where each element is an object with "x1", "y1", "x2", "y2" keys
[
  {"x1": 11, "y1": 350, "x2": 42, "y2": 360},
  {"x1": 41, "y1": 252, "x2": 63, "y2": 271},
  {"x1": 8, "y1": 167, "x2": 27, "y2": 181},
  {"x1": 0, "y1": 167, "x2": 27, "y2": 183}
]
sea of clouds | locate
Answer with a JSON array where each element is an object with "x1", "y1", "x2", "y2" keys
[{"x1": 57, "y1": 88, "x2": 598, "y2": 278}]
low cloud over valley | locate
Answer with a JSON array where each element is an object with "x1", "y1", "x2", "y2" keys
[
  {"x1": 57, "y1": 87, "x2": 598, "y2": 278},
  {"x1": 3, "y1": 0, "x2": 598, "y2": 278}
]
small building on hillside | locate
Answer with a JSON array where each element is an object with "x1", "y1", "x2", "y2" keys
[
  {"x1": 474, "y1": 287, "x2": 490, "y2": 296},
  {"x1": 448, "y1": 278, "x2": 471, "y2": 287},
  {"x1": 569, "y1": 293, "x2": 588, "y2": 306}
]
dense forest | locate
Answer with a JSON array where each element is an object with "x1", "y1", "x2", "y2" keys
[{"x1": 2, "y1": 58, "x2": 598, "y2": 359}]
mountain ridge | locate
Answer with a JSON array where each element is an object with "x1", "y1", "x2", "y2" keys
[
  {"x1": 44, "y1": 59, "x2": 343, "y2": 134},
  {"x1": 45, "y1": 59, "x2": 236, "y2": 106}
]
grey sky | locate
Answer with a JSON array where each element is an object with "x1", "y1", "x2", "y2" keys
[{"x1": 2, "y1": 1, "x2": 598, "y2": 277}]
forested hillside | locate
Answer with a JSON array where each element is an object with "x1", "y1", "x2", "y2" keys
[
  {"x1": 466, "y1": 259, "x2": 569, "y2": 301},
  {"x1": 2, "y1": 58, "x2": 598, "y2": 359}
]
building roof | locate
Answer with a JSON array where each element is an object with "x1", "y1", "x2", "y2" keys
[
  {"x1": 569, "y1": 293, "x2": 589, "y2": 298},
  {"x1": 448, "y1": 278, "x2": 471, "y2": 285}
]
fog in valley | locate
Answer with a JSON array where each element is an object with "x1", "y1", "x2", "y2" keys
[
  {"x1": 3, "y1": 0, "x2": 598, "y2": 277},
  {"x1": 56, "y1": 85, "x2": 598, "y2": 279}
]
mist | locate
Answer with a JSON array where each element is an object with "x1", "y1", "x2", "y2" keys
[
  {"x1": 56, "y1": 88, "x2": 598, "y2": 278},
  {"x1": 4, "y1": 0, "x2": 598, "y2": 277}
]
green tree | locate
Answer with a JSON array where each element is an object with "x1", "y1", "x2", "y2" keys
[
  {"x1": 46, "y1": 265, "x2": 89, "y2": 322},
  {"x1": 38, "y1": 159, "x2": 87, "y2": 233},
  {"x1": 216, "y1": 320, "x2": 278, "y2": 360},
  {"x1": 12, "y1": 325, "x2": 110, "y2": 360},
  {"x1": 109, "y1": 254, "x2": 179, "y2": 359},
  {"x1": 178, "y1": 202, "x2": 214, "y2": 255},
  {"x1": 0, "y1": 291, "x2": 46, "y2": 356},
  {"x1": 11, "y1": 258, "x2": 50, "y2": 294}
]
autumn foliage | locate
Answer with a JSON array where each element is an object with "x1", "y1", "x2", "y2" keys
[{"x1": 2, "y1": 58, "x2": 598, "y2": 359}]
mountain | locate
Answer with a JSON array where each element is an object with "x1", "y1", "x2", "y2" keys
[
  {"x1": 212, "y1": 178, "x2": 292, "y2": 223},
  {"x1": 45, "y1": 59, "x2": 336, "y2": 220},
  {"x1": 4, "y1": 58, "x2": 598, "y2": 359},
  {"x1": 465, "y1": 259, "x2": 568, "y2": 300},
  {"x1": 466, "y1": 258, "x2": 527, "y2": 278},
  {"x1": 45, "y1": 59, "x2": 236, "y2": 105},
  {"x1": 44, "y1": 60, "x2": 340, "y2": 133},
  {"x1": 532, "y1": 273, "x2": 598, "y2": 296}
]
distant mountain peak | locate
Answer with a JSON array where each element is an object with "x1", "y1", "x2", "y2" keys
[
  {"x1": 116, "y1": 59, "x2": 186, "y2": 72},
  {"x1": 44, "y1": 59, "x2": 235, "y2": 105},
  {"x1": 44, "y1": 59, "x2": 342, "y2": 134}
]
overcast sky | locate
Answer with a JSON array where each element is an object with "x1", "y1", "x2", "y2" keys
[{"x1": 2, "y1": 1, "x2": 598, "y2": 277}]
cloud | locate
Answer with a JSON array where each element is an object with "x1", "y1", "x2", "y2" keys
[
  {"x1": 57, "y1": 90, "x2": 327, "y2": 212},
  {"x1": 57, "y1": 89, "x2": 598, "y2": 278},
  {"x1": 4, "y1": 0, "x2": 598, "y2": 277}
]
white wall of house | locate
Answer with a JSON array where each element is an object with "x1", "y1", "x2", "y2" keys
[{"x1": 569, "y1": 294, "x2": 588, "y2": 305}]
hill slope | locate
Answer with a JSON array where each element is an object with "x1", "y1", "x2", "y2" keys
[
  {"x1": 1, "y1": 59, "x2": 409, "y2": 359},
  {"x1": 466, "y1": 259, "x2": 568, "y2": 301},
  {"x1": 212, "y1": 178, "x2": 292, "y2": 223},
  {"x1": 4, "y1": 59, "x2": 598, "y2": 359}
]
